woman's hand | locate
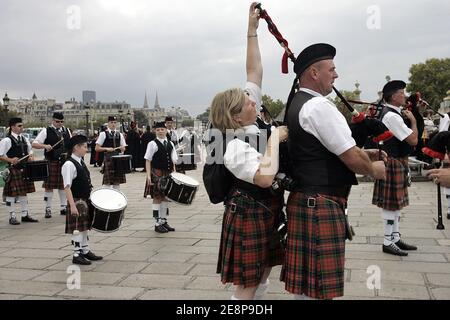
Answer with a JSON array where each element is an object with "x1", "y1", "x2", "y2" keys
[
  {"x1": 248, "y1": 2, "x2": 260, "y2": 33},
  {"x1": 273, "y1": 126, "x2": 288, "y2": 143}
]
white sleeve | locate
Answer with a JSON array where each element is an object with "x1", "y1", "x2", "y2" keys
[
  {"x1": 144, "y1": 141, "x2": 158, "y2": 161},
  {"x1": 62, "y1": 161, "x2": 77, "y2": 188},
  {"x1": 96, "y1": 132, "x2": 106, "y2": 145},
  {"x1": 170, "y1": 142, "x2": 178, "y2": 163},
  {"x1": 224, "y1": 139, "x2": 261, "y2": 184},
  {"x1": 300, "y1": 97, "x2": 356, "y2": 156},
  {"x1": 245, "y1": 81, "x2": 262, "y2": 115},
  {"x1": 66, "y1": 128, "x2": 73, "y2": 138},
  {"x1": 33, "y1": 128, "x2": 47, "y2": 144},
  {"x1": 382, "y1": 113, "x2": 413, "y2": 141},
  {"x1": 0, "y1": 138, "x2": 11, "y2": 157},
  {"x1": 120, "y1": 133, "x2": 126, "y2": 147},
  {"x1": 25, "y1": 138, "x2": 33, "y2": 154},
  {"x1": 439, "y1": 114, "x2": 450, "y2": 132}
]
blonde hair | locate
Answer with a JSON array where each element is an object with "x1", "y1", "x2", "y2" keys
[{"x1": 209, "y1": 88, "x2": 246, "y2": 133}]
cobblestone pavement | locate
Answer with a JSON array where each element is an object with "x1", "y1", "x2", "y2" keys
[{"x1": 0, "y1": 153, "x2": 449, "y2": 300}]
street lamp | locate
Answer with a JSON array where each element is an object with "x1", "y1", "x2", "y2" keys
[
  {"x1": 118, "y1": 107, "x2": 124, "y2": 132},
  {"x1": 3, "y1": 93, "x2": 10, "y2": 112},
  {"x1": 84, "y1": 104, "x2": 90, "y2": 137}
]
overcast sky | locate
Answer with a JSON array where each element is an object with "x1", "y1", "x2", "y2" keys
[{"x1": 1, "y1": 0, "x2": 449, "y2": 116}]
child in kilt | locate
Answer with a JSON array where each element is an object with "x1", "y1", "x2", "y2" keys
[
  {"x1": 95, "y1": 116, "x2": 127, "y2": 189},
  {"x1": 208, "y1": 2, "x2": 288, "y2": 300},
  {"x1": 0, "y1": 118, "x2": 38, "y2": 225},
  {"x1": 32, "y1": 112, "x2": 72, "y2": 218},
  {"x1": 62, "y1": 135, "x2": 103, "y2": 265},
  {"x1": 144, "y1": 121, "x2": 178, "y2": 233}
]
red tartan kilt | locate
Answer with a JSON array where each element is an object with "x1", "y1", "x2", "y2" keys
[
  {"x1": 372, "y1": 158, "x2": 409, "y2": 211},
  {"x1": 144, "y1": 168, "x2": 171, "y2": 199},
  {"x1": 65, "y1": 199, "x2": 93, "y2": 234},
  {"x1": 102, "y1": 155, "x2": 126, "y2": 185},
  {"x1": 281, "y1": 192, "x2": 347, "y2": 299},
  {"x1": 42, "y1": 160, "x2": 64, "y2": 190},
  {"x1": 4, "y1": 167, "x2": 35, "y2": 197},
  {"x1": 217, "y1": 191, "x2": 285, "y2": 288}
]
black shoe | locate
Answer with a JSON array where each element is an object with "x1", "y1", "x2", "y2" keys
[
  {"x1": 82, "y1": 251, "x2": 103, "y2": 261},
  {"x1": 163, "y1": 223, "x2": 175, "y2": 232},
  {"x1": 60, "y1": 208, "x2": 67, "y2": 216},
  {"x1": 9, "y1": 217, "x2": 20, "y2": 225},
  {"x1": 72, "y1": 255, "x2": 92, "y2": 265},
  {"x1": 394, "y1": 239, "x2": 417, "y2": 251},
  {"x1": 21, "y1": 215, "x2": 39, "y2": 223},
  {"x1": 382, "y1": 243, "x2": 408, "y2": 256},
  {"x1": 45, "y1": 209, "x2": 52, "y2": 219},
  {"x1": 155, "y1": 225, "x2": 169, "y2": 233}
]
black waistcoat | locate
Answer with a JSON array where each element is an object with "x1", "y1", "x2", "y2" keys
[
  {"x1": 379, "y1": 107, "x2": 414, "y2": 158},
  {"x1": 102, "y1": 131, "x2": 121, "y2": 148},
  {"x1": 152, "y1": 139, "x2": 174, "y2": 171},
  {"x1": 68, "y1": 158, "x2": 92, "y2": 200},
  {"x1": 44, "y1": 127, "x2": 71, "y2": 161},
  {"x1": 287, "y1": 91, "x2": 357, "y2": 187},
  {"x1": 6, "y1": 135, "x2": 28, "y2": 159}
]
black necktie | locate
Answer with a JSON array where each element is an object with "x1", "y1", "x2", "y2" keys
[{"x1": 163, "y1": 140, "x2": 168, "y2": 148}]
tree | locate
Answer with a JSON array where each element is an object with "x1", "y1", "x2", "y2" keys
[
  {"x1": 0, "y1": 109, "x2": 19, "y2": 127},
  {"x1": 181, "y1": 119, "x2": 194, "y2": 127},
  {"x1": 262, "y1": 95, "x2": 285, "y2": 120},
  {"x1": 196, "y1": 108, "x2": 210, "y2": 124},
  {"x1": 133, "y1": 110, "x2": 148, "y2": 127},
  {"x1": 407, "y1": 58, "x2": 450, "y2": 110}
]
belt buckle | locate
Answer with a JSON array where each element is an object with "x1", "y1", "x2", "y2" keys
[{"x1": 307, "y1": 197, "x2": 316, "y2": 208}]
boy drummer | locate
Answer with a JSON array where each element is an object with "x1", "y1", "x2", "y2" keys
[
  {"x1": 144, "y1": 121, "x2": 178, "y2": 233},
  {"x1": 0, "y1": 118, "x2": 38, "y2": 225},
  {"x1": 62, "y1": 135, "x2": 103, "y2": 265}
]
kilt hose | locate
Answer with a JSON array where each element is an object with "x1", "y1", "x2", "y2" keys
[
  {"x1": 65, "y1": 198, "x2": 93, "y2": 234},
  {"x1": 217, "y1": 190, "x2": 285, "y2": 288},
  {"x1": 42, "y1": 160, "x2": 64, "y2": 190},
  {"x1": 102, "y1": 154, "x2": 126, "y2": 185},
  {"x1": 4, "y1": 167, "x2": 35, "y2": 197},
  {"x1": 280, "y1": 192, "x2": 347, "y2": 300},
  {"x1": 372, "y1": 158, "x2": 409, "y2": 211},
  {"x1": 144, "y1": 168, "x2": 172, "y2": 200}
]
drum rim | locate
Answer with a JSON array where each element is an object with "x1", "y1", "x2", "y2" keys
[
  {"x1": 111, "y1": 155, "x2": 132, "y2": 158},
  {"x1": 90, "y1": 187, "x2": 128, "y2": 212},
  {"x1": 170, "y1": 172, "x2": 199, "y2": 187}
]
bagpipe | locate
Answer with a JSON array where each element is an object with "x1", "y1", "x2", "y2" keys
[
  {"x1": 422, "y1": 131, "x2": 450, "y2": 230},
  {"x1": 255, "y1": 3, "x2": 394, "y2": 149}
]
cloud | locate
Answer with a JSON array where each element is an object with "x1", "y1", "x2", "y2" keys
[{"x1": 0, "y1": 0, "x2": 449, "y2": 116}]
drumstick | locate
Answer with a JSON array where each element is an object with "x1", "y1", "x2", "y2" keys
[{"x1": 16, "y1": 138, "x2": 65, "y2": 163}]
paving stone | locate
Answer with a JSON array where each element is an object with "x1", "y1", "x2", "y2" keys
[
  {"x1": 0, "y1": 268, "x2": 46, "y2": 281},
  {"x1": 149, "y1": 252, "x2": 196, "y2": 263},
  {"x1": 141, "y1": 262, "x2": 195, "y2": 275},
  {"x1": 0, "y1": 279, "x2": 64, "y2": 296},
  {"x1": 350, "y1": 270, "x2": 425, "y2": 286},
  {"x1": 5, "y1": 258, "x2": 61, "y2": 269},
  {"x1": 119, "y1": 274, "x2": 193, "y2": 289},
  {"x1": 58, "y1": 285, "x2": 144, "y2": 299},
  {"x1": 426, "y1": 273, "x2": 450, "y2": 287},
  {"x1": 33, "y1": 271, "x2": 127, "y2": 286},
  {"x1": 431, "y1": 288, "x2": 450, "y2": 299},
  {"x1": 138, "y1": 289, "x2": 231, "y2": 300},
  {"x1": 91, "y1": 261, "x2": 148, "y2": 273}
]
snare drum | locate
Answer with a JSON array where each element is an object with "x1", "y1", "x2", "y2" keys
[
  {"x1": 23, "y1": 160, "x2": 49, "y2": 182},
  {"x1": 90, "y1": 187, "x2": 127, "y2": 233},
  {"x1": 112, "y1": 155, "x2": 132, "y2": 174},
  {"x1": 164, "y1": 172, "x2": 199, "y2": 205}
]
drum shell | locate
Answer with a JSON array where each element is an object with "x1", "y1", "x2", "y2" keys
[
  {"x1": 91, "y1": 208, "x2": 125, "y2": 233},
  {"x1": 24, "y1": 160, "x2": 49, "y2": 182},
  {"x1": 112, "y1": 155, "x2": 132, "y2": 174},
  {"x1": 164, "y1": 174, "x2": 199, "y2": 205}
]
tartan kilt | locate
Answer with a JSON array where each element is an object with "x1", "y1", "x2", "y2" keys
[
  {"x1": 3, "y1": 167, "x2": 35, "y2": 197},
  {"x1": 65, "y1": 198, "x2": 93, "y2": 234},
  {"x1": 102, "y1": 155, "x2": 126, "y2": 185},
  {"x1": 144, "y1": 168, "x2": 171, "y2": 199},
  {"x1": 372, "y1": 158, "x2": 409, "y2": 211},
  {"x1": 217, "y1": 190, "x2": 285, "y2": 288},
  {"x1": 42, "y1": 160, "x2": 64, "y2": 190},
  {"x1": 280, "y1": 192, "x2": 347, "y2": 299}
]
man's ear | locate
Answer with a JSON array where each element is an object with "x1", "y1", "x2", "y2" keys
[{"x1": 232, "y1": 114, "x2": 241, "y2": 124}]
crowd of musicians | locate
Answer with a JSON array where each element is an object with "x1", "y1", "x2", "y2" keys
[{"x1": 1, "y1": 2, "x2": 448, "y2": 300}]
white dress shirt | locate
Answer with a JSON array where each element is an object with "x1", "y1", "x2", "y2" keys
[
  {"x1": 0, "y1": 132, "x2": 33, "y2": 157},
  {"x1": 61, "y1": 154, "x2": 83, "y2": 188},
  {"x1": 381, "y1": 104, "x2": 413, "y2": 142},
  {"x1": 96, "y1": 129, "x2": 126, "y2": 147},
  {"x1": 439, "y1": 114, "x2": 450, "y2": 132},
  {"x1": 34, "y1": 126, "x2": 72, "y2": 145},
  {"x1": 144, "y1": 137, "x2": 178, "y2": 163},
  {"x1": 298, "y1": 88, "x2": 356, "y2": 156}
]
